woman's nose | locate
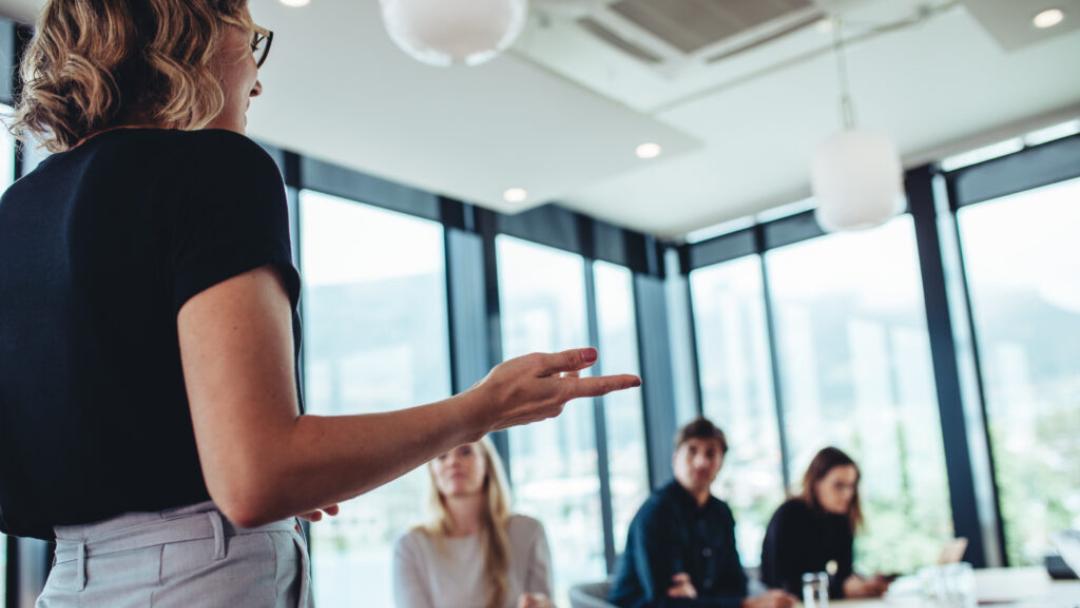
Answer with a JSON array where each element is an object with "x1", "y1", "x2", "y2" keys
[{"x1": 251, "y1": 79, "x2": 263, "y2": 98}]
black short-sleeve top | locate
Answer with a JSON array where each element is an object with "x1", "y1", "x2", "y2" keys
[{"x1": 0, "y1": 129, "x2": 303, "y2": 539}]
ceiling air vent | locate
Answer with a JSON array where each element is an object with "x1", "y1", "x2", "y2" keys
[
  {"x1": 562, "y1": 0, "x2": 825, "y2": 70},
  {"x1": 703, "y1": 9, "x2": 825, "y2": 64},
  {"x1": 611, "y1": 0, "x2": 814, "y2": 53},
  {"x1": 578, "y1": 16, "x2": 666, "y2": 64}
]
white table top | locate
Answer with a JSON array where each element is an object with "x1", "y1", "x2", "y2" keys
[{"x1": 833, "y1": 567, "x2": 1080, "y2": 607}]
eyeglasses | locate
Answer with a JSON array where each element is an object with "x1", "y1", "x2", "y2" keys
[{"x1": 251, "y1": 25, "x2": 273, "y2": 68}]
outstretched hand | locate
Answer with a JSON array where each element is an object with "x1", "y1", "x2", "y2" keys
[{"x1": 470, "y1": 347, "x2": 641, "y2": 433}]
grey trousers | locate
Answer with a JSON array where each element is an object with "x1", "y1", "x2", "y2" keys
[{"x1": 37, "y1": 501, "x2": 312, "y2": 608}]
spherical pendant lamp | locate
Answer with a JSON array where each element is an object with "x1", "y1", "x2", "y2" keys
[
  {"x1": 812, "y1": 130, "x2": 904, "y2": 231},
  {"x1": 380, "y1": 0, "x2": 529, "y2": 67},
  {"x1": 812, "y1": 19, "x2": 903, "y2": 232}
]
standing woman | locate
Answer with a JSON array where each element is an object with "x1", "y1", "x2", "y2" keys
[
  {"x1": 393, "y1": 439, "x2": 554, "y2": 608},
  {"x1": 760, "y1": 448, "x2": 890, "y2": 600},
  {"x1": 0, "y1": 1, "x2": 639, "y2": 606}
]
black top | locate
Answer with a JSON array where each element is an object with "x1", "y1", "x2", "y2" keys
[
  {"x1": 0, "y1": 129, "x2": 302, "y2": 540},
  {"x1": 609, "y1": 481, "x2": 749, "y2": 608},
  {"x1": 760, "y1": 498, "x2": 854, "y2": 598}
]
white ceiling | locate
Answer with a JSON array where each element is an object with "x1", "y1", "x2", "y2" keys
[
  {"x1": 518, "y1": 0, "x2": 1080, "y2": 236},
  {"x1": 2, "y1": 0, "x2": 1079, "y2": 238},
  {"x1": 240, "y1": 0, "x2": 702, "y2": 215}
]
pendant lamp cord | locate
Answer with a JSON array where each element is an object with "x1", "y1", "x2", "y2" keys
[{"x1": 832, "y1": 18, "x2": 857, "y2": 130}]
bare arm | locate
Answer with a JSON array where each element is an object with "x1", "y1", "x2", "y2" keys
[{"x1": 178, "y1": 266, "x2": 640, "y2": 527}]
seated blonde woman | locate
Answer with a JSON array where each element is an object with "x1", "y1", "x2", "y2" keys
[{"x1": 393, "y1": 439, "x2": 554, "y2": 608}]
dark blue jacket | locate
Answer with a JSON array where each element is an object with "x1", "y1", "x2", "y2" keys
[{"x1": 608, "y1": 481, "x2": 749, "y2": 608}]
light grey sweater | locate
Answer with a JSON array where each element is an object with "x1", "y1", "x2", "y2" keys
[{"x1": 392, "y1": 514, "x2": 553, "y2": 608}]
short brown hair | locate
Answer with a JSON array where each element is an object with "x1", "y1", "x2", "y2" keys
[
  {"x1": 674, "y1": 417, "x2": 728, "y2": 455},
  {"x1": 13, "y1": 0, "x2": 254, "y2": 152},
  {"x1": 799, "y1": 446, "x2": 863, "y2": 533}
]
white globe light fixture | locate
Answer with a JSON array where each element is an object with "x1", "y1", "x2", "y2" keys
[
  {"x1": 813, "y1": 131, "x2": 903, "y2": 231},
  {"x1": 380, "y1": 0, "x2": 529, "y2": 67},
  {"x1": 812, "y1": 19, "x2": 903, "y2": 232}
]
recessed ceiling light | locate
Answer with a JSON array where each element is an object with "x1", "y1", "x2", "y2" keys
[
  {"x1": 815, "y1": 18, "x2": 835, "y2": 34},
  {"x1": 280, "y1": 0, "x2": 311, "y2": 7},
  {"x1": 503, "y1": 188, "x2": 528, "y2": 203},
  {"x1": 636, "y1": 142, "x2": 662, "y2": 159},
  {"x1": 1033, "y1": 8, "x2": 1065, "y2": 28}
]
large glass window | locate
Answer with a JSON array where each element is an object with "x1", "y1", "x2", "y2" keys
[
  {"x1": 956, "y1": 177, "x2": 1080, "y2": 565},
  {"x1": 593, "y1": 261, "x2": 649, "y2": 554},
  {"x1": 496, "y1": 235, "x2": 605, "y2": 602},
  {"x1": 765, "y1": 216, "x2": 953, "y2": 573},
  {"x1": 689, "y1": 256, "x2": 786, "y2": 566},
  {"x1": 299, "y1": 191, "x2": 452, "y2": 607}
]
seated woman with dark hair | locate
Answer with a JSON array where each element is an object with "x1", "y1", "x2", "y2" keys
[{"x1": 760, "y1": 447, "x2": 890, "y2": 600}]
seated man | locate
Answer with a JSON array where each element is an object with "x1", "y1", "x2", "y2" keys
[{"x1": 609, "y1": 418, "x2": 796, "y2": 608}]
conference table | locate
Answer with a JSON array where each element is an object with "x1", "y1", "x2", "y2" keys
[{"x1": 833, "y1": 567, "x2": 1080, "y2": 607}]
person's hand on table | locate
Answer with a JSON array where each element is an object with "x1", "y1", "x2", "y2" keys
[
  {"x1": 843, "y1": 574, "x2": 890, "y2": 598},
  {"x1": 516, "y1": 592, "x2": 554, "y2": 608},
  {"x1": 741, "y1": 590, "x2": 797, "y2": 608},
  {"x1": 668, "y1": 573, "x2": 698, "y2": 599},
  {"x1": 867, "y1": 573, "x2": 892, "y2": 596}
]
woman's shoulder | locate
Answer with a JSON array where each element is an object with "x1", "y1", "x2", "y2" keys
[
  {"x1": 507, "y1": 513, "x2": 547, "y2": 540},
  {"x1": 507, "y1": 513, "x2": 544, "y2": 531},
  {"x1": 175, "y1": 129, "x2": 278, "y2": 171},
  {"x1": 176, "y1": 128, "x2": 265, "y2": 150},
  {"x1": 395, "y1": 525, "x2": 435, "y2": 553},
  {"x1": 773, "y1": 497, "x2": 814, "y2": 522},
  {"x1": 106, "y1": 128, "x2": 279, "y2": 176},
  {"x1": 84, "y1": 128, "x2": 280, "y2": 186},
  {"x1": 80, "y1": 127, "x2": 262, "y2": 155},
  {"x1": 167, "y1": 130, "x2": 285, "y2": 208}
]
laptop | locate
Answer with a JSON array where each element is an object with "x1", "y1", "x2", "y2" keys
[
  {"x1": 1052, "y1": 530, "x2": 1080, "y2": 579},
  {"x1": 937, "y1": 537, "x2": 969, "y2": 565}
]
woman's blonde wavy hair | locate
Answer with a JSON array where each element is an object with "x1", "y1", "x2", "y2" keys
[
  {"x1": 423, "y1": 437, "x2": 513, "y2": 608},
  {"x1": 12, "y1": 0, "x2": 253, "y2": 152}
]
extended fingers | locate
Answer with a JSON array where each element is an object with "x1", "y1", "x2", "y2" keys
[
  {"x1": 536, "y1": 348, "x2": 598, "y2": 376},
  {"x1": 562, "y1": 374, "x2": 641, "y2": 399}
]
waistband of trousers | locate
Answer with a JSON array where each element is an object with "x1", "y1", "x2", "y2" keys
[{"x1": 53, "y1": 501, "x2": 297, "y2": 565}]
